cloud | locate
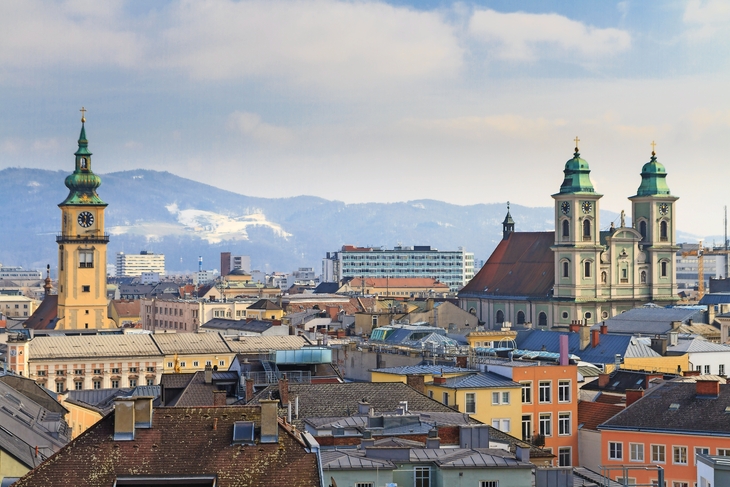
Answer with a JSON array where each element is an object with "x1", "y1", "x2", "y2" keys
[
  {"x1": 398, "y1": 114, "x2": 568, "y2": 141},
  {"x1": 468, "y1": 9, "x2": 631, "y2": 61},
  {"x1": 683, "y1": 0, "x2": 730, "y2": 41},
  {"x1": 227, "y1": 111, "x2": 294, "y2": 145}
]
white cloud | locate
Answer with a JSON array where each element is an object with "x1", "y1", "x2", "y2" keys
[
  {"x1": 683, "y1": 0, "x2": 730, "y2": 40},
  {"x1": 227, "y1": 111, "x2": 294, "y2": 145},
  {"x1": 468, "y1": 9, "x2": 631, "y2": 61}
]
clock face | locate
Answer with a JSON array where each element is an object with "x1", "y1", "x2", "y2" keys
[
  {"x1": 582, "y1": 201, "x2": 593, "y2": 214},
  {"x1": 77, "y1": 211, "x2": 94, "y2": 228},
  {"x1": 561, "y1": 201, "x2": 570, "y2": 215},
  {"x1": 659, "y1": 203, "x2": 669, "y2": 215}
]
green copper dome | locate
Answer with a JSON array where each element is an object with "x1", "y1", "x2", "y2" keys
[
  {"x1": 558, "y1": 148, "x2": 595, "y2": 194},
  {"x1": 636, "y1": 151, "x2": 671, "y2": 196},
  {"x1": 59, "y1": 122, "x2": 107, "y2": 206}
]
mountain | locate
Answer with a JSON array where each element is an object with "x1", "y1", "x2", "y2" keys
[{"x1": 0, "y1": 167, "x2": 638, "y2": 275}]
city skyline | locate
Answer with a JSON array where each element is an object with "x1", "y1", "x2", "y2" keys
[{"x1": 1, "y1": 0, "x2": 729, "y2": 237}]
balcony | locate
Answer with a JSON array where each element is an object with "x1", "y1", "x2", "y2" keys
[{"x1": 56, "y1": 233, "x2": 110, "y2": 244}]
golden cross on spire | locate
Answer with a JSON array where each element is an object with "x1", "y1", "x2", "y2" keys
[
  {"x1": 651, "y1": 140, "x2": 656, "y2": 155},
  {"x1": 80, "y1": 106, "x2": 86, "y2": 123},
  {"x1": 574, "y1": 136, "x2": 580, "y2": 151}
]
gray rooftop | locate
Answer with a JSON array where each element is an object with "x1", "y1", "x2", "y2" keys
[{"x1": 592, "y1": 307, "x2": 705, "y2": 335}]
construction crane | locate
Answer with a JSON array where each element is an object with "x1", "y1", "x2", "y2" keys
[{"x1": 681, "y1": 240, "x2": 704, "y2": 299}]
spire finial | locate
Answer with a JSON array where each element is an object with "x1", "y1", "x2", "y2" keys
[
  {"x1": 651, "y1": 140, "x2": 656, "y2": 157},
  {"x1": 80, "y1": 106, "x2": 86, "y2": 123},
  {"x1": 574, "y1": 136, "x2": 580, "y2": 152},
  {"x1": 507, "y1": 200, "x2": 510, "y2": 212}
]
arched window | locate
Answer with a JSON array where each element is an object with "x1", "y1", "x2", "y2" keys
[
  {"x1": 538, "y1": 312, "x2": 548, "y2": 327},
  {"x1": 583, "y1": 219, "x2": 591, "y2": 240},
  {"x1": 516, "y1": 310, "x2": 525, "y2": 324},
  {"x1": 640, "y1": 270, "x2": 647, "y2": 283},
  {"x1": 562, "y1": 220, "x2": 570, "y2": 240},
  {"x1": 562, "y1": 261, "x2": 569, "y2": 278},
  {"x1": 639, "y1": 220, "x2": 647, "y2": 241},
  {"x1": 660, "y1": 220, "x2": 668, "y2": 241},
  {"x1": 496, "y1": 310, "x2": 504, "y2": 324},
  {"x1": 661, "y1": 260, "x2": 668, "y2": 277},
  {"x1": 601, "y1": 271, "x2": 607, "y2": 284},
  {"x1": 584, "y1": 261, "x2": 592, "y2": 278}
]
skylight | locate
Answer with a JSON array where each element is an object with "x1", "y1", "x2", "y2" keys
[
  {"x1": 232, "y1": 421, "x2": 255, "y2": 444},
  {"x1": 669, "y1": 403, "x2": 680, "y2": 411}
]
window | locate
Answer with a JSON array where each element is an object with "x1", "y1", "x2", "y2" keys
[
  {"x1": 79, "y1": 250, "x2": 94, "y2": 268},
  {"x1": 521, "y1": 382, "x2": 532, "y2": 404},
  {"x1": 558, "y1": 380, "x2": 570, "y2": 402},
  {"x1": 491, "y1": 419, "x2": 510, "y2": 432},
  {"x1": 193, "y1": 361, "x2": 199, "y2": 367},
  {"x1": 147, "y1": 379, "x2": 154, "y2": 386},
  {"x1": 651, "y1": 444, "x2": 666, "y2": 463},
  {"x1": 93, "y1": 380, "x2": 101, "y2": 389},
  {"x1": 111, "y1": 380, "x2": 119, "y2": 388},
  {"x1": 146, "y1": 367, "x2": 154, "y2": 373},
  {"x1": 673, "y1": 446, "x2": 688, "y2": 465},
  {"x1": 492, "y1": 392, "x2": 500, "y2": 405},
  {"x1": 630, "y1": 443, "x2": 644, "y2": 462},
  {"x1": 82, "y1": 285, "x2": 90, "y2": 293},
  {"x1": 562, "y1": 261, "x2": 569, "y2": 278},
  {"x1": 539, "y1": 413, "x2": 551, "y2": 436},
  {"x1": 718, "y1": 448, "x2": 730, "y2": 456},
  {"x1": 496, "y1": 310, "x2": 504, "y2": 324},
  {"x1": 704, "y1": 365, "x2": 711, "y2": 374},
  {"x1": 465, "y1": 393, "x2": 476, "y2": 414},
  {"x1": 129, "y1": 367, "x2": 138, "y2": 373},
  {"x1": 93, "y1": 368, "x2": 102, "y2": 375},
  {"x1": 720, "y1": 364, "x2": 725, "y2": 375},
  {"x1": 661, "y1": 260, "x2": 668, "y2": 277},
  {"x1": 639, "y1": 220, "x2": 647, "y2": 241},
  {"x1": 356, "y1": 483, "x2": 374, "y2": 487},
  {"x1": 480, "y1": 482, "x2": 498, "y2": 487},
  {"x1": 75, "y1": 381, "x2": 83, "y2": 390},
  {"x1": 521, "y1": 415, "x2": 532, "y2": 441},
  {"x1": 538, "y1": 312, "x2": 547, "y2": 327},
  {"x1": 219, "y1": 360, "x2": 225, "y2": 366},
  {"x1": 695, "y1": 447, "x2": 709, "y2": 465},
  {"x1": 609, "y1": 442, "x2": 623, "y2": 460},
  {"x1": 584, "y1": 261, "x2": 591, "y2": 278},
  {"x1": 180, "y1": 362, "x2": 186, "y2": 368},
  {"x1": 672, "y1": 482, "x2": 688, "y2": 487},
  {"x1": 37, "y1": 370, "x2": 46, "y2": 376},
  {"x1": 558, "y1": 412, "x2": 571, "y2": 436},
  {"x1": 562, "y1": 219, "x2": 570, "y2": 239},
  {"x1": 56, "y1": 382, "x2": 64, "y2": 393},
  {"x1": 129, "y1": 379, "x2": 137, "y2": 387},
  {"x1": 414, "y1": 466, "x2": 430, "y2": 487},
  {"x1": 206, "y1": 361, "x2": 212, "y2": 366},
  {"x1": 111, "y1": 368, "x2": 120, "y2": 374},
  {"x1": 516, "y1": 311, "x2": 525, "y2": 324},
  {"x1": 502, "y1": 391, "x2": 510, "y2": 404},
  {"x1": 167, "y1": 362, "x2": 173, "y2": 368},
  {"x1": 442, "y1": 392, "x2": 449, "y2": 406},
  {"x1": 660, "y1": 220, "x2": 668, "y2": 241},
  {"x1": 539, "y1": 381, "x2": 551, "y2": 403},
  {"x1": 583, "y1": 219, "x2": 591, "y2": 240},
  {"x1": 558, "y1": 447, "x2": 571, "y2": 466},
  {"x1": 428, "y1": 390, "x2": 434, "y2": 399}
]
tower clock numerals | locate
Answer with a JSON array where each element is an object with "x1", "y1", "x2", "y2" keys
[
  {"x1": 582, "y1": 201, "x2": 593, "y2": 214},
  {"x1": 77, "y1": 211, "x2": 94, "y2": 228},
  {"x1": 659, "y1": 203, "x2": 669, "y2": 215},
  {"x1": 561, "y1": 201, "x2": 570, "y2": 215}
]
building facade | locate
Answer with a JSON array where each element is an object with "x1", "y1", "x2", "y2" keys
[
  {"x1": 323, "y1": 245, "x2": 474, "y2": 292},
  {"x1": 0, "y1": 265, "x2": 42, "y2": 280},
  {"x1": 460, "y1": 145, "x2": 679, "y2": 329},
  {"x1": 115, "y1": 251, "x2": 165, "y2": 277}
]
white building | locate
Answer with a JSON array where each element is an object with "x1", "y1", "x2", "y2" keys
[
  {"x1": 194, "y1": 270, "x2": 216, "y2": 286},
  {"x1": 116, "y1": 251, "x2": 166, "y2": 277},
  {"x1": 668, "y1": 337, "x2": 730, "y2": 375},
  {"x1": 0, "y1": 264, "x2": 42, "y2": 280},
  {"x1": 322, "y1": 245, "x2": 474, "y2": 292}
]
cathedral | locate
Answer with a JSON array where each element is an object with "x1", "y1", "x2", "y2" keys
[{"x1": 459, "y1": 142, "x2": 678, "y2": 330}]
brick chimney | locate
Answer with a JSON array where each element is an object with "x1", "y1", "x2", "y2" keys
[
  {"x1": 683, "y1": 370, "x2": 701, "y2": 377},
  {"x1": 591, "y1": 329, "x2": 600, "y2": 348},
  {"x1": 245, "y1": 378, "x2": 255, "y2": 402},
  {"x1": 406, "y1": 374, "x2": 425, "y2": 394},
  {"x1": 278, "y1": 376, "x2": 289, "y2": 406},
  {"x1": 644, "y1": 373, "x2": 663, "y2": 389},
  {"x1": 600, "y1": 322, "x2": 608, "y2": 335},
  {"x1": 625, "y1": 389, "x2": 644, "y2": 406},
  {"x1": 213, "y1": 390, "x2": 227, "y2": 406},
  {"x1": 434, "y1": 375, "x2": 447, "y2": 385},
  {"x1": 696, "y1": 379, "x2": 720, "y2": 397},
  {"x1": 598, "y1": 373, "x2": 610, "y2": 388},
  {"x1": 454, "y1": 356, "x2": 467, "y2": 368},
  {"x1": 569, "y1": 321, "x2": 580, "y2": 333}
]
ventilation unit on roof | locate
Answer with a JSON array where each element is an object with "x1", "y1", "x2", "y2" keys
[
  {"x1": 232, "y1": 421, "x2": 255, "y2": 445},
  {"x1": 668, "y1": 403, "x2": 680, "y2": 411}
]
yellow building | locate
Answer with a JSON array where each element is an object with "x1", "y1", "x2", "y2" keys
[
  {"x1": 0, "y1": 295, "x2": 38, "y2": 319},
  {"x1": 59, "y1": 395, "x2": 105, "y2": 439},
  {"x1": 465, "y1": 330, "x2": 519, "y2": 348},
  {"x1": 152, "y1": 332, "x2": 236, "y2": 373},
  {"x1": 370, "y1": 365, "x2": 522, "y2": 437},
  {"x1": 56, "y1": 111, "x2": 116, "y2": 329}
]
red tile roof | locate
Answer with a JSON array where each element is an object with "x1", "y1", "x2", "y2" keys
[
  {"x1": 14, "y1": 406, "x2": 320, "y2": 487},
  {"x1": 110, "y1": 299, "x2": 140, "y2": 317},
  {"x1": 594, "y1": 393, "x2": 625, "y2": 405},
  {"x1": 460, "y1": 232, "x2": 555, "y2": 297},
  {"x1": 578, "y1": 401, "x2": 624, "y2": 430},
  {"x1": 23, "y1": 295, "x2": 57, "y2": 330}
]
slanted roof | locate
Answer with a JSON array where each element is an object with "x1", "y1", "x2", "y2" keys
[
  {"x1": 582, "y1": 370, "x2": 674, "y2": 393},
  {"x1": 371, "y1": 365, "x2": 474, "y2": 376},
  {"x1": 202, "y1": 318, "x2": 275, "y2": 334},
  {"x1": 313, "y1": 282, "x2": 341, "y2": 294},
  {"x1": 592, "y1": 307, "x2": 705, "y2": 335},
  {"x1": 22, "y1": 294, "x2": 58, "y2": 330},
  {"x1": 346, "y1": 277, "x2": 450, "y2": 290},
  {"x1": 151, "y1": 331, "x2": 232, "y2": 355},
  {"x1": 66, "y1": 386, "x2": 161, "y2": 415},
  {"x1": 668, "y1": 337, "x2": 730, "y2": 354},
  {"x1": 578, "y1": 402, "x2": 624, "y2": 431},
  {"x1": 428, "y1": 372, "x2": 521, "y2": 389},
  {"x1": 110, "y1": 300, "x2": 140, "y2": 318},
  {"x1": 514, "y1": 329, "x2": 651, "y2": 364},
  {"x1": 247, "y1": 299, "x2": 283, "y2": 311},
  {"x1": 29, "y1": 334, "x2": 162, "y2": 360},
  {"x1": 459, "y1": 232, "x2": 555, "y2": 298},
  {"x1": 600, "y1": 382, "x2": 730, "y2": 435},
  {"x1": 0, "y1": 374, "x2": 67, "y2": 414},
  {"x1": 225, "y1": 335, "x2": 306, "y2": 353},
  {"x1": 12, "y1": 407, "x2": 321, "y2": 487}
]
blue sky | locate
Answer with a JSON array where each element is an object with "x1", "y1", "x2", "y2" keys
[{"x1": 1, "y1": 0, "x2": 729, "y2": 239}]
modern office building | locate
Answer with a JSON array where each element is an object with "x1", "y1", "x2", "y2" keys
[
  {"x1": 322, "y1": 245, "x2": 474, "y2": 292},
  {"x1": 116, "y1": 251, "x2": 166, "y2": 277},
  {"x1": 0, "y1": 265, "x2": 42, "y2": 280},
  {"x1": 220, "y1": 252, "x2": 251, "y2": 277}
]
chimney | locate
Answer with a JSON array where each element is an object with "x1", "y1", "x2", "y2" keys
[
  {"x1": 459, "y1": 425, "x2": 490, "y2": 449},
  {"x1": 579, "y1": 323, "x2": 590, "y2": 350},
  {"x1": 644, "y1": 373, "x2": 663, "y2": 389},
  {"x1": 406, "y1": 374, "x2": 425, "y2": 394},
  {"x1": 696, "y1": 379, "x2": 720, "y2": 398},
  {"x1": 650, "y1": 337, "x2": 667, "y2": 356},
  {"x1": 598, "y1": 373, "x2": 610, "y2": 388},
  {"x1": 361, "y1": 430, "x2": 375, "y2": 448},
  {"x1": 569, "y1": 321, "x2": 580, "y2": 333},
  {"x1": 204, "y1": 364, "x2": 213, "y2": 384},
  {"x1": 455, "y1": 355, "x2": 467, "y2": 368},
  {"x1": 683, "y1": 370, "x2": 701, "y2": 377},
  {"x1": 259, "y1": 399, "x2": 279, "y2": 443},
  {"x1": 426, "y1": 298, "x2": 434, "y2": 311},
  {"x1": 600, "y1": 322, "x2": 608, "y2": 335},
  {"x1": 397, "y1": 401, "x2": 408, "y2": 415},
  {"x1": 591, "y1": 329, "x2": 600, "y2": 348},
  {"x1": 671, "y1": 320, "x2": 682, "y2": 330},
  {"x1": 559, "y1": 334, "x2": 569, "y2": 366},
  {"x1": 515, "y1": 446, "x2": 530, "y2": 463},
  {"x1": 113, "y1": 397, "x2": 136, "y2": 441},
  {"x1": 213, "y1": 390, "x2": 227, "y2": 406},
  {"x1": 434, "y1": 375, "x2": 447, "y2": 385},
  {"x1": 626, "y1": 389, "x2": 645, "y2": 406},
  {"x1": 278, "y1": 376, "x2": 289, "y2": 407},
  {"x1": 245, "y1": 378, "x2": 255, "y2": 402},
  {"x1": 426, "y1": 428, "x2": 440, "y2": 448},
  {"x1": 358, "y1": 400, "x2": 370, "y2": 415},
  {"x1": 134, "y1": 397, "x2": 154, "y2": 429}
]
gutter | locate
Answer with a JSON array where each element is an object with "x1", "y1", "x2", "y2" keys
[{"x1": 301, "y1": 431, "x2": 326, "y2": 487}]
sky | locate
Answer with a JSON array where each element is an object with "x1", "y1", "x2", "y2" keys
[{"x1": 1, "y1": 0, "x2": 729, "y2": 240}]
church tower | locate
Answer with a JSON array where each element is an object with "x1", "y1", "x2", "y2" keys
[
  {"x1": 552, "y1": 139, "x2": 603, "y2": 312},
  {"x1": 629, "y1": 143, "x2": 679, "y2": 302},
  {"x1": 502, "y1": 202, "x2": 515, "y2": 240},
  {"x1": 56, "y1": 109, "x2": 116, "y2": 329}
]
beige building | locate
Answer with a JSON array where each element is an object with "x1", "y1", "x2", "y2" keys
[
  {"x1": 140, "y1": 297, "x2": 260, "y2": 332},
  {"x1": 0, "y1": 295, "x2": 38, "y2": 318}
]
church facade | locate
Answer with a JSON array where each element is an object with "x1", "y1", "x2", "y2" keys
[
  {"x1": 459, "y1": 144, "x2": 678, "y2": 330},
  {"x1": 55, "y1": 112, "x2": 116, "y2": 329}
]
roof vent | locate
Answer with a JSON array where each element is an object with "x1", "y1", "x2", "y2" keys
[
  {"x1": 232, "y1": 421, "x2": 255, "y2": 444},
  {"x1": 669, "y1": 403, "x2": 680, "y2": 411}
]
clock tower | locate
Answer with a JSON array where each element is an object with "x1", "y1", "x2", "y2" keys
[{"x1": 56, "y1": 110, "x2": 116, "y2": 329}]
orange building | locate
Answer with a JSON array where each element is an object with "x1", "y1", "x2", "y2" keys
[
  {"x1": 483, "y1": 359, "x2": 579, "y2": 466},
  {"x1": 599, "y1": 379, "x2": 730, "y2": 487}
]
